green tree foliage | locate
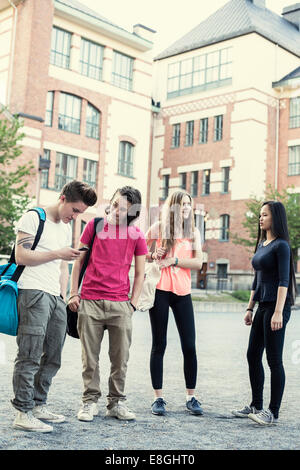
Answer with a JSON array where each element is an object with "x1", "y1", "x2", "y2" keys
[
  {"x1": 0, "y1": 108, "x2": 34, "y2": 254},
  {"x1": 232, "y1": 185, "x2": 300, "y2": 262}
]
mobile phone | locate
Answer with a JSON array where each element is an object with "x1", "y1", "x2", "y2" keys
[{"x1": 79, "y1": 247, "x2": 89, "y2": 252}]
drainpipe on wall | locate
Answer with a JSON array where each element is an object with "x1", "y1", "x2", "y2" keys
[
  {"x1": 275, "y1": 95, "x2": 279, "y2": 191},
  {"x1": 6, "y1": 0, "x2": 17, "y2": 107}
]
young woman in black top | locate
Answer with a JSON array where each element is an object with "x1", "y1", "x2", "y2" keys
[{"x1": 232, "y1": 201, "x2": 297, "y2": 425}]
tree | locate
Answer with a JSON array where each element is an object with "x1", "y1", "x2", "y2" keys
[
  {"x1": 232, "y1": 185, "x2": 300, "y2": 264},
  {"x1": 0, "y1": 107, "x2": 34, "y2": 254}
]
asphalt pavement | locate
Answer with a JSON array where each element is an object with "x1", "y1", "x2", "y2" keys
[{"x1": 0, "y1": 304, "x2": 300, "y2": 451}]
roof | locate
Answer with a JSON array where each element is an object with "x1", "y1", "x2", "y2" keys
[
  {"x1": 55, "y1": 0, "x2": 129, "y2": 34},
  {"x1": 272, "y1": 65, "x2": 300, "y2": 88},
  {"x1": 155, "y1": 0, "x2": 300, "y2": 60}
]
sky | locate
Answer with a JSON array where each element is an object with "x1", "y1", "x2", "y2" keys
[{"x1": 79, "y1": 0, "x2": 291, "y2": 57}]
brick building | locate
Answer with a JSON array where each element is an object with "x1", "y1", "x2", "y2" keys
[
  {"x1": 150, "y1": 0, "x2": 300, "y2": 289},
  {"x1": 1, "y1": 0, "x2": 300, "y2": 289},
  {"x1": 0, "y1": 0, "x2": 154, "y2": 244}
]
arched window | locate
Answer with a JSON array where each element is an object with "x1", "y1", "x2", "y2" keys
[
  {"x1": 118, "y1": 141, "x2": 134, "y2": 177},
  {"x1": 220, "y1": 214, "x2": 230, "y2": 241},
  {"x1": 86, "y1": 103, "x2": 100, "y2": 140}
]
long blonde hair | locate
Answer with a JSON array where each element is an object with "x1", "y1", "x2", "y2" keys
[{"x1": 159, "y1": 191, "x2": 195, "y2": 253}]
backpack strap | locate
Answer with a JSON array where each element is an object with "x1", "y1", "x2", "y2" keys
[
  {"x1": 10, "y1": 207, "x2": 46, "y2": 283},
  {"x1": 78, "y1": 217, "x2": 103, "y2": 287}
]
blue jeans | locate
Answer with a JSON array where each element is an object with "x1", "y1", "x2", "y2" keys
[{"x1": 247, "y1": 301, "x2": 291, "y2": 418}]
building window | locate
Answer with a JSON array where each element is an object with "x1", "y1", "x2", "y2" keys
[
  {"x1": 58, "y1": 93, "x2": 81, "y2": 134},
  {"x1": 221, "y1": 167, "x2": 230, "y2": 193},
  {"x1": 290, "y1": 97, "x2": 300, "y2": 128},
  {"x1": 202, "y1": 169, "x2": 211, "y2": 195},
  {"x1": 83, "y1": 159, "x2": 97, "y2": 188},
  {"x1": 80, "y1": 38, "x2": 104, "y2": 81},
  {"x1": 81, "y1": 220, "x2": 87, "y2": 234},
  {"x1": 41, "y1": 149, "x2": 50, "y2": 189},
  {"x1": 172, "y1": 123, "x2": 181, "y2": 148},
  {"x1": 50, "y1": 27, "x2": 71, "y2": 69},
  {"x1": 118, "y1": 141, "x2": 134, "y2": 177},
  {"x1": 167, "y1": 47, "x2": 232, "y2": 99},
  {"x1": 288, "y1": 146, "x2": 300, "y2": 176},
  {"x1": 162, "y1": 175, "x2": 169, "y2": 199},
  {"x1": 86, "y1": 103, "x2": 100, "y2": 140},
  {"x1": 199, "y1": 118, "x2": 208, "y2": 143},
  {"x1": 180, "y1": 172, "x2": 187, "y2": 190},
  {"x1": 191, "y1": 171, "x2": 198, "y2": 197},
  {"x1": 220, "y1": 214, "x2": 230, "y2": 241},
  {"x1": 55, "y1": 153, "x2": 78, "y2": 191},
  {"x1": 45, "y1": 92, "x2": 54, "y2": 127},
  {"x1": 112, "y1": 51, "x2": 134, "y2": 91},
  {"x1": 185, "y1": 120, "x2": 194, "y2": 146},
  {"x1": 214, "y1": 115, "x2": 223, "y2": 141}
]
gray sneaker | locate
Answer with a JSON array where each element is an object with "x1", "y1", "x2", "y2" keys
[
  {"x1": 231, "y1": 405, "x2": 262, "y2": 418},
  {"x1": 248, "y1": 408, "x2": 278, "y2": 425}
]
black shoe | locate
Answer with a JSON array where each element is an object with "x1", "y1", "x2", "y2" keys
[
  {"x1": 186, "y1": 397, "x2": 203, "y2": 415},
  {"x1": 151, "y1": 398, "x2": 167, "y2": 416}
]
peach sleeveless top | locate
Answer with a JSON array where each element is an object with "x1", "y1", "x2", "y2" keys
[{"x1": 156, "y1": 238, "x2": 193, "y2": 296}]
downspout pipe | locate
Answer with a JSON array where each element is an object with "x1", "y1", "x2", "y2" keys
[{"x1": 7, "y1": 0, "x2": 17, "y2": 107}]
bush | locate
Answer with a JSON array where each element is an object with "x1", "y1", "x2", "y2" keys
[{"x1": 230, "y1": 290, "x2": 250, "y2": 302}]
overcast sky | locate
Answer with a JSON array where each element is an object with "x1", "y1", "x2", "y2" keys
[{"x1": 79, "y1": 0, "x2": 291, "y2": 56}]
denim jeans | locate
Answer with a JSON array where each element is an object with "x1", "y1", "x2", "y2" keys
[{"x1": 12, "y1": 289, "x2": 67, "y2": 412}]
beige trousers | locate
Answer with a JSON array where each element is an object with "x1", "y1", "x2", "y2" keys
[{"x1": 77, "y1": 299, "x2": 134, "y2": 409}]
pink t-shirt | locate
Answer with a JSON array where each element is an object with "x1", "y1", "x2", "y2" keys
[{"x1": 80, "y1": 219, "x2": 148, "y2": 301}]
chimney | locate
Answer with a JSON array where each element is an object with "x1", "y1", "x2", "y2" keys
[
  {"x1": 282, "y1": 3, "x2": 300, "y2": 30},
  {"x1": 133, "y1": 24, "x2": 156, "y2": 42},
  {"x1": 249, "y1": 0, "x2": 266, "y2": 8}
]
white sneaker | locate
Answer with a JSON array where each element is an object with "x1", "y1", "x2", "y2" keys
[
  {"x1": 231, "y1": 405, "x2": 262, "y2": 418},
  {"x1": 248, "y1": 408, "x2": 278, "y2": 426},
  {"x1": 32, "y1": 405, "x2": 65, "y2": 423},
  {"x1": 106, "y1": 403, "x2": 136, "y2": 420},
  {"x1": 77, "y1": 402, "x2": 99, "y2": 422},
  {"x1": 13, "y1": 411, "x2": 53, "y2": 433}
]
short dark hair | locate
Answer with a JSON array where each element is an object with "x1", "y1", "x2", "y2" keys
[
  {"x1": 110, "y1": 186, "x2": 142, "y2": 225},
  {"x1": 60, "y1": 180, "x2": 97, "y2": 207}
]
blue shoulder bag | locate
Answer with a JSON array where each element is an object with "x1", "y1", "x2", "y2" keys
[{"x1": 0, "y1": 207, "x2": 46, "y2": 336}]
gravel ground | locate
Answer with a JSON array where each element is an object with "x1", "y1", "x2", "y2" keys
[{"x1": 0, "y1": 304, "x2": 300, "y2": 451}]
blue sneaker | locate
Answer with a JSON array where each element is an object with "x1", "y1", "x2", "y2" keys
[
  {"x1": 186, "y1": 397, "x2": 203, "y2": 415},
  {"x1": 151, "y1": 398, "x2": 167, "y2": 416}
]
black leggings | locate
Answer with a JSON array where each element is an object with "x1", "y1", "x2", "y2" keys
[
  {"x1": 247, "y1": 301, "x2": 291, "y2": 419},
  {"x1": 149, "y1": 289, "x2": 197, "y2": 390}
]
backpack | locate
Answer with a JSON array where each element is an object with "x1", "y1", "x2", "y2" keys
[
  {"x1": 66, "y1": 217, "x2": 103, "y2": 339},
  {"x1": 0, "y1": 208, "x2": 46, "y2": 336}
]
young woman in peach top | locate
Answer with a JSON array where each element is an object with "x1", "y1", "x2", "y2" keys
[{"x1": 145, "y1": 191, "x2": 203, "y2": 416}]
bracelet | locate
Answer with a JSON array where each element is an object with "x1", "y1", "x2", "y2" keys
[
  {"x1": 246, "y1": 308, "x2": 253, "y2": 312},
  {"x1": 130, "y1": 302, "x2": 136, "y2": 311},
  {"x1": 68, "y1": 294, "x2": 80, "y2": 302},
  {"x1": 174, "y1": 257, "x2": 179, "y2": 266}
]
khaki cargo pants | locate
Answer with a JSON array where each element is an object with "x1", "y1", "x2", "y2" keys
[
  {"x1": 12, "y1": 289, "x2": 67, "y2": 412},
  {"x1": 77, "y1": 299, "x2": 134, "y2": 409}
]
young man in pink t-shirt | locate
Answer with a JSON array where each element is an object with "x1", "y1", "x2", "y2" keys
[{"x1": 68, "y1": 186, "x2": 147, "y2": 421}]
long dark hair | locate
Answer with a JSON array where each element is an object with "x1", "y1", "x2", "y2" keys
[{"x1": 255, "y1": 200, "x2": 297, "y2": 304}]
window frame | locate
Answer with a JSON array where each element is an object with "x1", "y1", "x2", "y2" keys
[
  {"x1": 214, "y1": 115, "x2": 223, "y2": 142},
  {"x1": 289, "y1": 97, "x2": 300, "y2": 129},
  {"x1": 221, "y1": 166, "x2": 230, "y2": 193},
  {"x1": 199, "y1": 117, "x2": 208, "y2": 144},
  {"x1": 41, "y1": 149, "x2": 50, "y2": 189},
  {"x1": 54, "y1": 152, "x2": 78, "y2": 191},
  {"x1": 162, "y1": 174, "x2": 169, "y2": 200},
  {"x1": 45, "y1": 91, "x2": 54, "y2": 127},
  {"x1": 118, "y1": 141, "x2": 134, "y2": 178},
  {"x1": 80, "y1": 38, "x2": 104, "y2": 81},
  {"x1": 185, "y1": 120, "x2": 194, "y2": 146},
  {"x1": 191, "y1": 171, "x2": 198, "y2": 197},
  {"x1": 288, "y1": 145, "x2": 300, "y2": 176},
  {"x1": 58, "y1": 93, "x2": 82, "y2": 135},
  {"x1": 83, "y1": 159, "x2": 97, "y2": 188},
  {"x1": 171, "y1": 123, "x2": 181, "y2": 148},
  {"x1": 220, "y1": 214, "x2": 230, "y2": 242},
  {"x1": 202, "y1": 169, "x2": 211, "y2": 195},
  {"x1": 112, "y1": 51, "x2": 134, "y2": 91},
  {"x1": 86, "y1": 103, "x2": 100, "y2": 140},
  {"x1": 50, "y1": 26, "x2": 72, "y2": 69}
]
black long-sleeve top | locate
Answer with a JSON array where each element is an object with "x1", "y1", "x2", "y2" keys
[{"x1": 251, "y1": 238, "x2": 290, "y2": 302}]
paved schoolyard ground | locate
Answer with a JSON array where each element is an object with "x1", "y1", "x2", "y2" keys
[{"x1": 0, "y1": 304, "x2": 300, "y2": 451}]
